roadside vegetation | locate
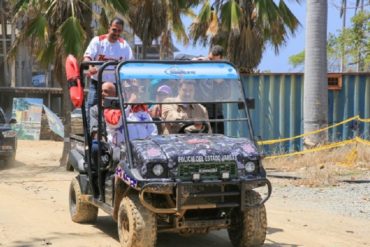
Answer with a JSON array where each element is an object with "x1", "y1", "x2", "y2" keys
[{"x1": 264, "y1": 143, "x2": 370, "y2": 186}]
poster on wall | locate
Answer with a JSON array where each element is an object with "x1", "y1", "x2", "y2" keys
[{"x1": 12, "y1": 98, "x2": 43, "y2": 140}]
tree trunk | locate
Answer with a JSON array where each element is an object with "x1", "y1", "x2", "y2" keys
[
  {"x1": 160, "y1": 29, "x2": 173, "y2": 60},
  {"x1": 60, "y1": 79, "x2": 72, "y2": 166},
  {"x1": 340, "y1": 0, "x2": 346, "y2": 72},
  {"x1": 303, "y1": 0, "x2": 328, "y2": 147},
  {"x1": 10, "y1": 21, "x2": 15, "y2": 87},
  {"x1": 1, "y1": 1, "x2": 9, "y2": 86}
]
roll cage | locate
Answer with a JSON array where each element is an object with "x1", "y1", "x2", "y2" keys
[{"x1": 79, "y1": 60, "x2": 257, "y2": 199}]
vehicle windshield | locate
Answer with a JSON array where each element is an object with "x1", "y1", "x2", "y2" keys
[
  {"x1": 118, "y1": 62, "x2": 244, "y2": 104},
  {"x1": 116, "y1": 61, "x2": 252, "y2": 138}
]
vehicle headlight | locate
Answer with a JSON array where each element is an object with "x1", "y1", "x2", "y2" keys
[
  {"x1": 2, "y1": 130, "x2": 17, "y2": 138},
  {"x1": 244, "y1": 161, "x2": 256, "y2": 173},
  {"x1": 152, "y1": 164, "x2": 164, "y2": 177}
]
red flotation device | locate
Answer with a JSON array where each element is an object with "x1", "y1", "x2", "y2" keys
[{"x1": 65, "y1": 55, "x2": 84, "y2": 108}]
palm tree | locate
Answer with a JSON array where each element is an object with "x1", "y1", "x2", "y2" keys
[
  {"x1": 9, "y1": 0, "x2": 128, "y2": 166},
  {"x1": 303, "y1": 0, "x2": 328, "y2": 147},
  {"x1": 159, "y1": 0, "x2": 198, "y2": 59},
  {"x1": 126, "y1": 0, "x2": 167, "y2": 59},
  {"x1": 189, "y1": 0, "x2": 300, "y2": 72},
  {"x1": 126, "y1": 0, "x2": 199, "y2": 59}
]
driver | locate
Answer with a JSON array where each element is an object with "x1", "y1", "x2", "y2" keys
[{"x1": 161, "y1": 80, "x2": 211, "y2": 134}]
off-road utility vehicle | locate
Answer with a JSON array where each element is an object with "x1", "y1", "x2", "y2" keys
[{"x1": 68, "y1": 60, "x2": 271, "y2": 247}]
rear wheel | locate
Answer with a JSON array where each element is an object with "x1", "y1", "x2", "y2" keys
[
  {"x1": 228, "y1": 191, "x2": 267, "y2": 247},
  {"x1": 118, "y1": 194, "x2": 157, "y2": 247},
  {"x1": 69, "y1": 177, "x2": 98, "y2": 223}
]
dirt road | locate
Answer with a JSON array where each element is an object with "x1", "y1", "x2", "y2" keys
[{"x1": 0, "y1": 141, "x2": 369, "y2": 247}]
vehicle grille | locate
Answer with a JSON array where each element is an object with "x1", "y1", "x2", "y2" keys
[{"x1": 178, "y1": 162, "x2": 237, "y2": 180}]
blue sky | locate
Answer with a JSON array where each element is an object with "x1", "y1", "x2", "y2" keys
[{"x1": 174, "y1": 0, "x2": 360, "y2": 72}]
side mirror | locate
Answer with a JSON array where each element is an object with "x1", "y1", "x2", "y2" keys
[
  {"x1": 9, "y1": 118, "x2": 17, "y2": 124},
  {"x1": 246, "y1": 98, "x2": 255, "y2": 109},
  {"x1": 103, "y1": 97, "x2": 120, "y2": 109}
]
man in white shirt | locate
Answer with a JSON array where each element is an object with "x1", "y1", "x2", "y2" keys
[{"x1": 84, "y1": 17, "x2": 134, "y2": 111}]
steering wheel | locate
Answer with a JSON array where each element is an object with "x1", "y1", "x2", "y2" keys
[{"x1": 178, "y1": 121, "x2": 209, "y2": 134}]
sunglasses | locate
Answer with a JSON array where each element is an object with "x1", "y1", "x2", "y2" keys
[{"x1": 111, "y1": 28, "x2": 122, "y2": 33}]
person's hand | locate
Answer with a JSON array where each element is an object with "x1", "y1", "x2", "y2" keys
[
  {"x1": 128, "y1": 92, "x2": 137, "y2": 103},
  {"x1": 194, "y1": 122, "x2": 203, "y2": 130},
  {"x1": 149, "y1": 104, "x2": 160, "y2": 118},
  {"x1": 192, "y1": 56, "x2": 208, "y2": 61}
]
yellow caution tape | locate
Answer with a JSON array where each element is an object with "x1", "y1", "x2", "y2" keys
[
  {"x1": 264, "y1": 139, "x2": 355, "y2": 159},
  {"x1": 359, "y1": 117, "x2": 370, "y2": 123},
  {"x1": 258, "y1": 116, "x2": 370, "y2": 146},
  {"x1": 258, "y1": 116, "x2": 357, "y2": 145},
  {"x1": 263, "y1": 136, "x2": 370, "y2": 160},
  {"x1": 355, "y1": 136, "x2": 370, "y2": 145}
]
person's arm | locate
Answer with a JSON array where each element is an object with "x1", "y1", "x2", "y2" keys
[
  {"x1": 83, "y1": 37, "x2": 99, "y2": 75},
  {"x1": 145, "y1": 113, "x2": 158, "y2": 136},
  {"x1": 202, "y1": 106, "x2": 212, "y2": 133},
  {"x1": 162, "y1": 104, "x2": 183, "y2": 123},
  {"x1": 127, "y1": 45, "x2": 134, "y2": 60},
  {"x1": 90, "y1": 106, "x2": 98, "y2": 138}
]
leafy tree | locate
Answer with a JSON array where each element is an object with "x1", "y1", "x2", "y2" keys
[
  {"x1": 126, "y1": 0, "x2": 198, "y2": 59},
  {"x1": 189, "y1": 0, "x2": 301, "y2": 72},
  {"x1": 159, "y1": 0, "x2": 198, "y2": 59},
  {"x1": 8, "y1": 0, "x2": 128, "y2": 166},
  {"x1": 289, "y1": 10, "x2": 369, "y2": 72}
]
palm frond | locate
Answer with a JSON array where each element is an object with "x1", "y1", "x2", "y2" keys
[
  {"x1": 221, "y1": 0, "x2": 240, "y2": 35},
  {"x1": 189, "y1": 0, "x2": 212, "y2": 46},
  {"x1": 37, "y1": 37, "x2": 56, "y2": 68},
  {"x1": 278, "y1": 0, "x2": 300, "y2": 34},
  {"x1": 104, "y1": 0, "x2": 129, "y2": 15},
  {"x1": 25, "y1": 15, "x2": 48, "y2": 41},
  {"x1": 58, "y1": 16, "x2": 86, "y2": 57}
]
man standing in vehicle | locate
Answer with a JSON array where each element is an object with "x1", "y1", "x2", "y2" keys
[
  {"x1": 192, "y1": 45, "x2": 224, "y2": 61},
  {"x1": 161, "y1": 80, "x2": 211, "y2": 134},
  {"x1": 84, "y1": 17, "x2": 134, "y2": 110}
]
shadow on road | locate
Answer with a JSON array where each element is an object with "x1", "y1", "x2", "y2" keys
[
  {"x1": 92, "y1": 216, "x2": 233, "y2": 247},
  {"x1": 267, "y1": 226, "x2": 284, "y2": 234},
  {"x1": 157, "y1": 231, "x2": 233, "y2": 247},
  {"x1": 94, "y1": 215, "x2": 119, "y2": 241},
  {"x1": 0, "y1": 159, "x2": 26, "y2": 170},
  {"x1": 90, "y1": 216, "x2": 298, "y2": 247}
]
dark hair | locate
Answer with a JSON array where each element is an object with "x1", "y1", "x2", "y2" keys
[
  {"x1": 210, "y1": 45, "x2": 224, "y2": 58},
  {"x1": 110, "y1": 17, "x2": 124, "y2": 27}
]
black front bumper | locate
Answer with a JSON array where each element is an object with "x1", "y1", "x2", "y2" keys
[
  {"x1": 137, "y1": 177, "x2": 272, "y2": 214},
  {"x1": 0, "y1": 149, "x2": 15, "y2": 159}
]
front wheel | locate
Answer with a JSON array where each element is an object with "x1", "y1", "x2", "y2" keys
[
  {"x1": 228, "y1": 191, "x2": 267, "y2": 247},
  {"x1": 69, "y1": 177, "x2": 98, "y2": 223},
  {"x1": 118, "y1": 194, "x2": 157, "y2": 247}
]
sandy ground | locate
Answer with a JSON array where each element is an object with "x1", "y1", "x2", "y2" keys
[{"x1": 0, "y1": 140, "x2": 369, "y2": 247}]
